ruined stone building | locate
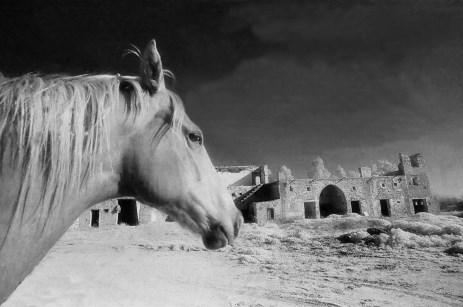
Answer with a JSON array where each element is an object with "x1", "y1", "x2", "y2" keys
[
  {"x1": 216, "y1": 165, "x2": 280, "y2": 223},
  {"x1": 73, "y1": 153, "x2": 437, "y2": 229},
  {"x1": 225, "y1": 153, "x2": 437, "y2": 224},
  {"x1": 72, "y1": 198, "x2": 166, "y2": 229}
]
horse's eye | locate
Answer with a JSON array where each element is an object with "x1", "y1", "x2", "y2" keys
[{"x1": 188, "y1": 132, "x2": 203, "y2": 145}]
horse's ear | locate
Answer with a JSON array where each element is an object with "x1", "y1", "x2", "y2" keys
[{"x1": 140, "y1": 39, "x2": 164, "y2": 95}]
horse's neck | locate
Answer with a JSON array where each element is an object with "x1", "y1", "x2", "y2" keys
[{"x1": 0, "y1": 166, "x2": 120, "y2": 303}]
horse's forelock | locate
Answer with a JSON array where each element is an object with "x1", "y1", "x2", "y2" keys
[
  {"x1": 168, "y1": 91, "x2": 185, "y2": 135},
  {"x1": 118, "y1": 76, "x2": 185, "y2": 130}
]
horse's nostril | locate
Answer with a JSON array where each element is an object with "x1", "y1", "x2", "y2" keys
[{"x1": 202, "y1": 224, "x2": 228, "y2": 250}]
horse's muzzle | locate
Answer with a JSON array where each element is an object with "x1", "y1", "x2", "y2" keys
[{"x1": 202, "y1": 213, "x2": 243, "y2": 250}]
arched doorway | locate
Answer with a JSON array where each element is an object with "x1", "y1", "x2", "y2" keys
[{"x1": 319, "y1": 185, "x2": 348, "y2": 217}]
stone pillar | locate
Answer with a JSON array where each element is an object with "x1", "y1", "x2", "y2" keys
[{"x1": 398, "y1": 153, "x2": 412, "y2": 174}]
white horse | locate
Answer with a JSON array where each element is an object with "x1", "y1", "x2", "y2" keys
[{"x1": 0, "y1": 39, "x2": 242, "y2": 303}]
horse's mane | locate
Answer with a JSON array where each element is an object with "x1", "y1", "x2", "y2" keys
[{"x1": 0, "y1": 73, "x2": 184, "y2": 226}]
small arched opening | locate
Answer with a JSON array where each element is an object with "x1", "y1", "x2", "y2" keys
[{"x1": 319, "y1": 185, "x2": 348, "y2": 217}]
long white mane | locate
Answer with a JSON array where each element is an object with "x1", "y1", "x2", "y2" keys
[{"x1": 0, "y1": 74, "x2": 151, "y2": 223}]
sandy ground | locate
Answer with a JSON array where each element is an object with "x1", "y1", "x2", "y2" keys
[{"x1": 4, "y1": 214, "x2": 463, "y2": 307}]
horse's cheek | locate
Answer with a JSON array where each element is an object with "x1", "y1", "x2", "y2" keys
[{"x1": 148, "y1": 157, "x2": 183, "y2": 200}]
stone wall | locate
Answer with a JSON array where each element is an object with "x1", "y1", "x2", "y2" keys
[
  {"x1": 405, "y1": 173, "x2": 435, "y2": 214},
  {"x1": 78, "y1": 200, "x2": 119, "y2": 228},
  {"x1": 76, "y1": 201, "x2": 167, "y2": 229},
  {"x1": 406, "y1": 174, "x2": 432, "y2": 198},
  {"x1": 281, "y1": 177, "x2": 374, "y2": 220},
  {"x1": 369, "y1": 176, "x2": 409, "y2": 217},
  {"x1": 255, "y1": 200, "x2": 282, "y2": 225},
  {"x1": 278, "y1": 163, "x2": 434, "y2": 221}
]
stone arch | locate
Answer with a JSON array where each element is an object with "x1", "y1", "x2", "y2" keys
[{"x1": 319, "y1": 185, "x2": 348, "y2": 217}]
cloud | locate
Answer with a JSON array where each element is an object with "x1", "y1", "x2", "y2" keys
[
  {"x1": 187, "y1": 49, "x2": 463, "y2": 146},
  {"x1": 232, "y1": 1, "x2": 463, "y2": 63},
  {"x1": 0, "y1": 1, "x2": 270, "y2": 87},
  {"x1": 309, "y1": 156, "x2": 332, "y2": 179},
  {"x1": 185, "y1": 4, "x2": 463, "y2": 195}
]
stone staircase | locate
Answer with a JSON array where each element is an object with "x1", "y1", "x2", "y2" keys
[{"x1": 234, "y1": 184, "x2": 264, "y2": 209}]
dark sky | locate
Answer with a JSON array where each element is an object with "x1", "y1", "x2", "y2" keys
[{"x1": 2, "y1": 0, "x2": 463, "y2": 195}]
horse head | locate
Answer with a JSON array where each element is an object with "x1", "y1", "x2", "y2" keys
[{"x1": 115, "y1": 39, "x2": 242, "y2": 249}]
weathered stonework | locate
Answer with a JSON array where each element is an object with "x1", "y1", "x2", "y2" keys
[
  {"x1": 225, "y1": 153, "x2": 435, "y2": 224},
  {"x1": 275, "y1": 153, "x2": 436, "y2": 223},
  {"x1": 77, "y1": 200, "x2": 119, "y2": 229},
  {"x1": 254, "y1": 200, "x2": 282, "y2": 225},
  {"x1": 74, "y1": 199, "x2": 166, "y2": 229}
]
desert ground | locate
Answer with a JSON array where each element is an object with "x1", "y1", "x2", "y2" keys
[{"x1": 5, "y1": 213, "x2": 463, "y2": 307}]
